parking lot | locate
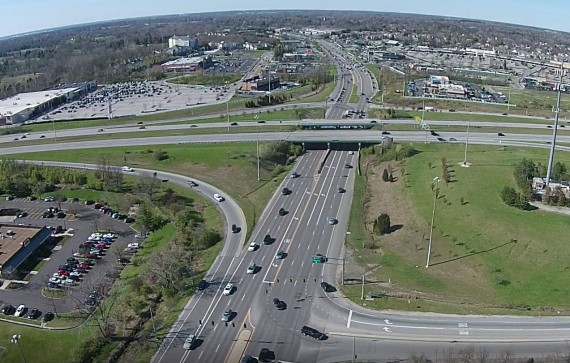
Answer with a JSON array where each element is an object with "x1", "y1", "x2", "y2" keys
[
  {"x1": 42, "y1": 80, "x2": 229, "y2": 121},
  {"x1": 0, "y1": 198, "x2": 136, "y2": 320}
]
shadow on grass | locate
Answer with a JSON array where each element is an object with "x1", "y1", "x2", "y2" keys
[{"x1": 429, "y1": 239, "x2": 517, "y2": 267}]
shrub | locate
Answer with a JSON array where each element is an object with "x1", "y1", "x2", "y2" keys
[
  {"x1": 373, "y1": 213, "x2": 391, "y2": 235},
  {"x1": 153, "y1": 149, "x2": 169, "y2": 161}
]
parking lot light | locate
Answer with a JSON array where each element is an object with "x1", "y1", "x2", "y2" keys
[
  {"x1": 10, "y1": 334, "x2": 26, "y2": 363},
  {"x1": 426, "y1": 176, "x2": 440, "y2": 268}
]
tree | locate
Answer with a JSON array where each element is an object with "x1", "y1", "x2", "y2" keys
[
  {"x1": 552, "y1": 161, "x2": 567, "y2": 181},
  {"x1": 382, "y1": 169, "x2": 389, "y2": 182},
  {"x1": 96, "y1": 155, "x2": 123, "y2": 192},
  {"x1": 513, "y1": 158, "x2": 537, "y2": 189},
  {"x1": 374, "y1": 213, "x2": 391, "y2": 235},
  {"x1": 146, "y1": 241, "x2": 193, "y2": 295},
  {"x1": 500, "y1": 186, "x2": 519, "y2": 207}
]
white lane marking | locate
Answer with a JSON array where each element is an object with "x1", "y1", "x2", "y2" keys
[
  {"x1": 294, "y1": 280, "x2": 298, "y2": 286},
  {"x1": 459, "y1": 330, "x2": 470, "y2": 335},
  {"x1": 458, "y1": 322, "x2": 468, "y2": 328},
  {"x1": 213, "y1": 323, "x2": 218, "y2": 331},
  {"x1": 241, "y1": 294, "x2": 246, "y2": 302},
  {"x1": 351, "y1": 319, "x2": 444, "y2": 330},
  {"x1": 216, "y1": 343, "x2": 221, "y2": 352},
  {"x1": 301, "y1": 260, "x2": 305, "y2": 268},
  {"x1": 199, "y1": 352, "x2": 204, "y2": 359},
  {"x1": 347, "y1": 310, "x2": 353, "y2": 328},
  {"x1": 261, "y1": 255, "x2": 266, "y2": 262}
]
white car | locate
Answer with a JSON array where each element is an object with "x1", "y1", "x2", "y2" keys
[
  {"x1": 127, "y1": 242, "x2": 139, "y2": 249},
  {"x1": 44, "y1": 196, "x2": 55, "y2": 202},
  {"x1": 122, "y1": 166, "x2": 134, "y2": 172},
  {"x1": 48, "y1": 277, "x2": 62, "y2": 284},
  {"x1": 213, "y1": 193, "x2": 225, "y2": 202},
  {"x1": 246, "y1": 262, "x2": 256, "y2": 274},
  {"x1": 348, "y1": 151, "x2": 355, "y2": 155},
  {"x1": 247, "y1": 242, "x2": 257, "y2": 252},
  {"x1": 183, "y1": 334, "x2": 196, "y2": 350},
  {"x1": 223, "y1": 283, "x2": 234, "y2": 296},
  {"x1": 15, "y1": 304, "x2": 26, "y2": 317},
  {"x1": 62, "y1": 278, "x2": 75, "y2": 285}
]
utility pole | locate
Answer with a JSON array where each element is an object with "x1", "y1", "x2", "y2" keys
[
  {"x1": 342, "y1": 258, "x2": 345, "y2": 285},
  {"x1": 361, "y1": 267, "x2": 365, "y2": 300},
  {"x1": 226, "y1": 98, "x2": 230, "y2": 132},
  {"x1": 546, "y1": 63, "x2": 564, "y2": 187}
]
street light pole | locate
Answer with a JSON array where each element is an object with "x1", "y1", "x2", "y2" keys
[
  {"x1": 426, "y1": 176, "x2": 440, "y2": 268},
  {"x1": 463, "y1": 121, "x2": 470, "y2": 166},
  {"x1": 226, "y1": 98, "x2": 230, "y2": 132},
  {"x1": 11, "y1": 334, "x2": 26, "y2": 363},
  {"x1": 256, "y1": 124, "x2": 260, "y2": 181},
  {"x1": 546, "y1": 63, "x2": 564, "y2": 187}
]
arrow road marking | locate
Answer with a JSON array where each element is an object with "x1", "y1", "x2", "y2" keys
[
  {"x1": 384, "y1": 319, "x2": 393, "y2": 325},
  {"x1": 383, "y1": 327, "x2": 392, "y2": 333}
]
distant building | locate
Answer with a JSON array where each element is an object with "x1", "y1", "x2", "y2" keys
[
  {"x1": 241, "y1": 76, "x2": 280, "y2": 92},
  {"x1": 533, "y1": 177, "x2": 570, "y2": 197},
  {"x1": 0, "y1": 88, "x2": 80, "y2": 124},
  {"x1": 160, "y1": 56, "x2": 211, "y2": 73},
  {"x1": 168, "y1": 35, "x2": 199, "y2": 50},
  {"x1": 0, "y1": 224, "x2": 53, "y2": 278}
]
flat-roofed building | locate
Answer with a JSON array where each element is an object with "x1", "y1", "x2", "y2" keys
[
  {"x1": 160, "y1": 56, "x2": 210, "y2": 73},
  {"x1": 0, "y1": 87, "x2": 80, "y2": 124},
  {"x1": 0, "y1": 224, "x2": 53, "y2": 278}
]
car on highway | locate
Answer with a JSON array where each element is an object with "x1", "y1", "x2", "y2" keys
[
  {"x1": 498, "y1": 132, "x2": 505, "y2": 137},
  {"x1": 278, "y1": 207, "x2": 287, "y2": 216},
  {"x1": 275, "y1": 251, "x2": 286, "y2": 260},
  {"x1": 231, "y1": 224, "x2": 240, "y2": 233},
  {"x1": 223, "y1": 283, "x2": 234, "y2": 296},
  {"x1": 301, "y1": 325, "x2": 327, "y2": 340},
  {"x1": 230, "y1": 122, "x2": 238, "y2": 126},
  {"x1": 246, "y1": 262, "x2": 256, "y2": 274},
  {"x1": 263, "y1": 234, "x2": 272, "y2": 245},
  {"x1": 273, "y1": 298, "x2": 286, "y2": 310},
  {"x1": 258, "y1": 348, "x2": 275, "y2": 362},
  {"x1": 291, "y1": 172, "x2": 299, "y2": 178},
  {"x1": 187, "y1": 180, "x2": 198, "y2": 187},
  {"x1": 338, "y1": 187, "x2": 345, "y2": 193},
  {"x1": 281, "y1": 187, "x2": 290, "y2": 195},
  {"x1": 183, "y1": 334, "x2": 196, "y2": 350},
  {"x1": 14, "y1": 304, "x2": 26, "y2": 317},
  {"x1": 97, "y1": 128, "x2": 104, "y2": 132},
  {"x1": 213, "y1": 193, "x2": 225, "y2": 202},
  {"x1": 122, "y1": 166, "x2": 134, "y2": 172},
  {"x1": 241, "y1": 355, "x2": 256, "y2": 363},
  {"x1": 348, "y1": 151, "x2": 354, "y2": 155},
  {"x1": 196, "y1": 280, "x2": 208, "y2": 291},
  {"x1": 221, "y1": 309, "x2": 233, "y2": 322},
  {"x1": 382, "y1": 131, "x2": 391, "y2": 135},
  {"x1": 328, "y1": 218, "x2": 338, "y2": 225},
  {"x1": 449, "y1": 137, "x2": 457, "y2": 142},
  {"x1": 344, "y1": 164, "x2": 352, "y2": 169},
  {"x1": 320, "y1": 282, "x2": 336, "y2": 293},
  {"x1": 247, "y1": 242, "x2": 258, "y2": 252},
  {"x1": 39, "y1": 135, "x2": 45, "y2": 138}
]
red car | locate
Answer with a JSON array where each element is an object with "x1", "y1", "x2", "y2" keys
[
  {"x1": 77, "y1": 263, "x2": 90, "y2": 270},
  {"x1": 58, "y1": 270, "x2": 70, "y2": 276},
  {"x1": 94, "y1": 243, "x2": 106, "y2": 249}
]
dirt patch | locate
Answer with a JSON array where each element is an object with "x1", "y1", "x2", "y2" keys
[{"x1": 343, "y1": 155, "x2": 497, "y2": 306}]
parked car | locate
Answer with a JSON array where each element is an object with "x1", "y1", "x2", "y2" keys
[
  {"x1": 44, "y1": 196, "x2": 55, "y2": 202},
  {"x1": 27, "y1": 308, "x2": 40, "y2": 319},
  {"x1": 14, "y1": 304, "x2": 26, "y2": 317},
  {"x1": 42, "y1": 312, "x2": 54, "y2": 322},
  {"x1": 1, "y1": 305, "x2": 14, "y2": 315}
]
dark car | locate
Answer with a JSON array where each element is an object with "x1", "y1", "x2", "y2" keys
[
  {"x1": 301, "y1": 325, "x2": 327, "y2": 340},
  {"x1": 42, "y1": 312, "x2": 55, "y2": 322},
  {"x1": 320, "y1": 282, "x2": 337, "y2": 293},
  {"x1": 263, "y1": 234, "x2": 272, "y2": 245},
  {"x1": 281, "y1": 187, "x2": 290, "y2": 195},
  {"x1": 187, "y1": 180, "x2": 198, "y2": 187},
  {"x1": 1, "y1": 304, "x2": 14, "y2": 315},
  {"x1": 196, "y1": 279, "x2": 208, "y2": 291},
  {"x1": 498, "y1": 132, "x2": 505, "y2": 137},
  {"x1": 273, "y1": 298, "x2": 286, "y2": 310},
  {"x1": 230, "y1": 122, "x2": 238, "y2": 126},
  {"x1": 278, "y1": 208, "x2": 287, "y2": 216},
  {"x1": 27, "y1": 308, "x2": 40, "y2": 319},
  {"x1": 258, "y1": 348, "x2": 275, "y2": 363},
  {"x1": 382, "y1": 131, "x2": 391, "y2": 135},
  {"x1": 338, "y1": 187, "x2": 345, "y2": 193},
  {"x1": 344, "y1": 164, "x2": 352, "y2": 169},
  {"x1": 39, "y1": 135, "x2": 46, "y2": 138},
  {"x1": 231, "y1": 224, "x2": 240, "y2": 233},
  {"x1": 139, "y1": 126, "x2": 146, "y2": 129},
  {"x1": 241, "y1": 355, "x2": 257, "y2": 363},
  {"x1": 430, "y1": 130, "x2": 439, "y2": 136}
]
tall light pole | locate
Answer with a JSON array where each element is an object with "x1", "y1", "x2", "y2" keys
[
  {"x1": 226, "y1": 97, "x2": 230, "y2": 132},
  {"x1": 426, "y1": 176, "x2": 440, "y2": 268},
  {"x1": 463, "y1": 121, "x2": 470, "y2": 166},
  {"x1": 546, "y1": 63, "x2": 564, "y2": 187},
  {"x1": 254, "y1": 115, "x2": 261, "y2": 181},
  {"x1": 11, "y1": 334, "x2": 26, "y2": 363}
]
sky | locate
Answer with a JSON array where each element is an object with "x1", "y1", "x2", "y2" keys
[{"x1": 1, "y1": 0, "x2": 569, "y2": 38}]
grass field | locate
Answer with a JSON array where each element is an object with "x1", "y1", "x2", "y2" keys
[
  {"x1": 347, "y1": 143, "x2": 570, "y2": 313},
  {"x1": 14, "y1": 142, "x2": 286, "y2": 233},
  {"x1": 170, "y1": 73, "x2": 244, "y2": 86},
  {"x1": 349, "y1": 83, "x2": 360, "y2": 103}
]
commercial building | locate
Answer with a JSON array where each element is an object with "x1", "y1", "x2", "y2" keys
[
  {"x1": 241, "y1": 76, "x2": 281, "y2": 92},
  {"x1": 168, "y1": 35, "x2": 199, "y2": 50},
  {"x1": 0, "y1": 224, "x2": 53, "y2": 278},
  {"x1": 0, "y1": 87, "x2": 80, "y2": 125},
  {"x1": 160, "y1": 56, "x2": 211, "y2": 73}
]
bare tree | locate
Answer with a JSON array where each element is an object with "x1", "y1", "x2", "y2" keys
[
  {"x1": 146, "y1": 241, "x2": 193, "y2": 294},
  {"x1": 96, "y1": 155, "x2": 123, "y2": 192},
  {"x1": 110, "y1": 239, "x2": 128, "y2": 261}
]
